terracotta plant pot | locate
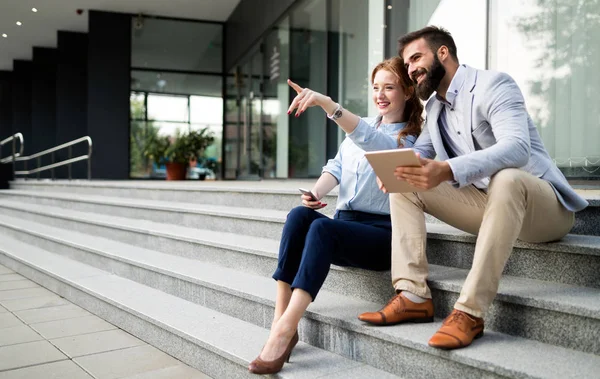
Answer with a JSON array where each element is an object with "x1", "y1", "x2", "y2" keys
[{"x1": 165, "y1": 162, "x2": 187, "y2": 180}]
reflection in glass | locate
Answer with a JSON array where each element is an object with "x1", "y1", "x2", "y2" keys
[
  {"x1": 131, "y1": 18, "x2": 222, "y2": 73},
  {"x1": 249, "y1": 51, "x2": 263, "y2": 178},
  {"x1": 288, "y1": 0, "x2": 328, "y2": 178},
  {"x1": 261, "y1": 16, "x2": 290, "y2": 179},
  {"x1": 491, "y1": 0, "x2": 600, "y2": 178},
  {"x1": 131, "y1": 71, "x2": 222, "y2": 97}
]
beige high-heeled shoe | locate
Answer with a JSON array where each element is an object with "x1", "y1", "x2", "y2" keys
[{"x1": 248, "y1": 331, "x2": 299, "y2": 375}]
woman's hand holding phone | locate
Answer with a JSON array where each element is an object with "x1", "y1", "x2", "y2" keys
[{"x1": 299, "y1": 188, "x2": 327, "y2": 209}]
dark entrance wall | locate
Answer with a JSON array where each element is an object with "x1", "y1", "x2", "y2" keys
[
  {"x1": 31, "y1": 47, "x2": 58, "y2": 178},
  {"x1": 0, "y1": 71, "x2": 12, "y2": 143},
  {"x1": 87, "y1": 10, "x2": 131, "y2": 179},
  {"x1": 56, "y1": 31, "x2": 89, "y2": 179},
  {"x1": 12, "y1": 60, "x2": 33, "y2": 156}
]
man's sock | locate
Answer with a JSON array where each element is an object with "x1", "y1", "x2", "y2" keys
[{"x1": 401, "y1": 291, "x2": 427, "y2": 303}]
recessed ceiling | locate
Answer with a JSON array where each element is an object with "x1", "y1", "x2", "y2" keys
[{"x1": 0, "y1": 0, "x2": 241, "y2": 71}]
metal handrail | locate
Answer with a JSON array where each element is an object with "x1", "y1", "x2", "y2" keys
[
  {"x1": 14, "y1": 136, "x2": 92, "y2": 180},
  {"x1": 0, "y1": 133, "x2": 24, "y2": 164}
]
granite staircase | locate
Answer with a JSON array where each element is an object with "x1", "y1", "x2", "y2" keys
[{"x1": 0, "y1": 180, "x2": 598, "y2": 378}]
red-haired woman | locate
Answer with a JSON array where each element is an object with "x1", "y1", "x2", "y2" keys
[{"x1": 249, "y1": 57, "x2": 424, "y2": 374}]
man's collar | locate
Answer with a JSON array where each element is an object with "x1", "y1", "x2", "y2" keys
[{"x1": 435, "y1": 64, "x2": 467, "y2": 107}]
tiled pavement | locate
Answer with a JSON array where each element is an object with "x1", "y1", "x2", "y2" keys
[{"x1": 0, "y1": 264, "x2": 212, "y2": 379}]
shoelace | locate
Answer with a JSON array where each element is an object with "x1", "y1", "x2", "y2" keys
[
  {"x1": 445, "y1": 311, "x2": 473, "y2": 332},
  {"x1": 379, "y1": 293, "x2": 402, "y2": 311}
]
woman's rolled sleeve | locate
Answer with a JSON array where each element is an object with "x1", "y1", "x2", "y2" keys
[
  {"x1": 322, "y1": 148, "x2": 342, "y2": 182},
  {"x1": 346, "y1": 118, "x2": 398, "y2": 151}
]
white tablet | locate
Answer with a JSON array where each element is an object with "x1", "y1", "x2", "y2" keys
[{"x1": 364, "y1": 148, "x2": 427, "y2": 193}]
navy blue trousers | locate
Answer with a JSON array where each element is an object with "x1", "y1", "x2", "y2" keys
[{"x1": 272, "y1": 206, "x2": 392, "y2": 301}]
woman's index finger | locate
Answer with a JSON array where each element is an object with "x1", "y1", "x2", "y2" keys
[{"x1": 287, "y1": 79, "x2": 303, "y2": 93}]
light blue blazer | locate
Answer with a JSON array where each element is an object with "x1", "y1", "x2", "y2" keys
[{"x1": 412, "y1": 65, "x2": 588, "y2": 212}]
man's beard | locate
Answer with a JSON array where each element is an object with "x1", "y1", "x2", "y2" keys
[{"x1": 412, "y1": 55, "x2": 446, "y2": 100}]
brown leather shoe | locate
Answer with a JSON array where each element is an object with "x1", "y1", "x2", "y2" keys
[
  {"x1": 358, "y1": 292, "x2": 434, "y2": 325},
  {"x1": 428, "y1": 309, "x2": 484, "y2": 350}
]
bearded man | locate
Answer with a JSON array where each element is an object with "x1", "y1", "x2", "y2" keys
[{"x1": 358, "y1": 26, "x2": 588, "y2": 350}]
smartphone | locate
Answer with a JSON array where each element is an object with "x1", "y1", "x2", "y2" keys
[{"x1": 298, "y1": 188, "x2": 318, "y2": 201}]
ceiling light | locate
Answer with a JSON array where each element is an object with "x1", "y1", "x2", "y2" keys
[
  {"x1": 16, "y1": 21, "x2": 22, "y2": 26},
  {"x1": 32, "y1": 8, "x2": 38, "y2": 12},
  {"x1": 2, "y1": 34, "x2": 7, "y2": 38},
  {"x1": 387, "y1": 5, "x2": 393, "y2": 9}
]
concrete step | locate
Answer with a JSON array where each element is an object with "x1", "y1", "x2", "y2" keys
[
  {"x1": 0, "y1": 190, "x2": 290, "y2": 240},
  {"x1": 0, "y1": 236, "x2": 395, "y2": 379},
  {"x1": 9, "y1": 180, "x2": 600, "y2": 236},
  {"x1": 8, "y1": 180, "x2": 340, "y2": 216},
  {"x1": 0, "y1": 213, "x2": 598, "y2": 356},
  {"x1": 0, "y1": 197, "x2": 597, "y2": 291},
  {"x1": 1, "y1": 235, "x2": 599, "y2": 379},
  {"x1": 573, "y1": 196, "x2": 600, "y2": 236}
]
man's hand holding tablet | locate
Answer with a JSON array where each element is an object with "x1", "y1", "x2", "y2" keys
[
  {"x1": 365, "y1": 148, "x2": 453, "y2": 192},
  {"x1": 393, "y1": 153, "x2": 453, "y2": 190}
]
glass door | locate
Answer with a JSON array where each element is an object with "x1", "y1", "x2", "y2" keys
[{"x1": 238, "y1": 49, "x2": 264, "y2": 179}]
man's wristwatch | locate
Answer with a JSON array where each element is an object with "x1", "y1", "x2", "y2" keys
[{"x1": 326, "y1": 103, "x2": 343, "y2": 120}]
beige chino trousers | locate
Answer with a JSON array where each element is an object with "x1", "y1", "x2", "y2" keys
[{"x1": 390, "y1": 168, "x2": 574, "y2": 317}]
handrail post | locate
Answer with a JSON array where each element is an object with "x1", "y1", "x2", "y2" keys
[
  {"x1": 11, "y1": 136, "x2": 16, "y2": 180},
  {"x1": 87, "y1": 137, "x2": 92, "y2": 180},
  {"x1": 68, "y1": 146, "x2": 72, "y2": 180},
  {"x1": 37, "y1": 156, "x2": 40, "y2": 180},
  {"x1": 51, "y1": 152, "x2": 55, "y2": 180}
]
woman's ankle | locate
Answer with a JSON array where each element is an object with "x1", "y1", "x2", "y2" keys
[{"x1": 272, "y1": 320, "x2": 297, "y2": 338}]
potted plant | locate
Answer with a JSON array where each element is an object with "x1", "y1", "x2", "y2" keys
[{"x1": 144, "y1": 128, "x2": 215, "y2": 180}]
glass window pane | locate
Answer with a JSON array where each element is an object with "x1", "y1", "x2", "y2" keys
[
  {"x1": 130, "y1": 121, "x2": 154, "y2": 178},
  {"x1": 333, "y1": 0, "x2": 369, "y2": 118},
  {"x1": 190, "y1": 96, "x2": 223, "y2": 125},
  {"x1": 147, "y1": 94, "x2": 189, "y2": 122},
  {"x1": 153, "y1": 121, "x2": 189, "y2": 137},
  {"x1": 224, "y1": 70, "x2": 240, "y2": 179},
  {"x1": 261, "y1": 16, "x2": 290, "y2": 179},
  {"x1": 131, "y1": 18, "x2": 222, "y2": 73},
  {"x1": 130, "y1": 92, "x2": 145, "y2": 120},
  {"x1": 131, "y1": 71, "x2": 222, "y2": 97},
  {"x1": 490, "y1": 0, "x2": 600, "y2": 179},
  {"x1": 289, "y1": 0, "x2": 328, "y2": 178}
]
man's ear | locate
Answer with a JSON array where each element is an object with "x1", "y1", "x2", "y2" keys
[{"x1": 437, "y1": 45, "x2": 449, "y2": 62}]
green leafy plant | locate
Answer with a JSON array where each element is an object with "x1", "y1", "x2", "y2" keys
[{"x1": 144, "y1": 128, "x2": 215, "y2": 165}]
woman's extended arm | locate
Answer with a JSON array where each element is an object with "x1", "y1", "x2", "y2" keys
[{"x1": 287, "y1": 80, "x2": 361, "y2": 135}]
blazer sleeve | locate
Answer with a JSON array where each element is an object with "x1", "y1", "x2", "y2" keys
[
  {"x1": 411, "y1": 121, "x2": 436, "y2": 159},
  {"x1": 448, "y1": 72, "x2": 531, "y2": 187}
]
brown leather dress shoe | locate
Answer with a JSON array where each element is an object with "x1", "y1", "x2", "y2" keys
[
  {"x1": 428, "y1": 309, "x2": 484, "y2": 350},
  {"x1": 358, "y1": 292, "x2": 434, "y2": 325}
]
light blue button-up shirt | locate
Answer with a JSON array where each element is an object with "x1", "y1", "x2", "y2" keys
[{"x1": 322, "y1": 117, "x2": 416, "y2": 215}]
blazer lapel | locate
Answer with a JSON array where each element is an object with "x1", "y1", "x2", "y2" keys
[
  {"x1": 426, "y1": 100, "x2": 450, "y2": 161},
  {"x1": 462, "y1": 66, "x2": 478, "y2": 151}
]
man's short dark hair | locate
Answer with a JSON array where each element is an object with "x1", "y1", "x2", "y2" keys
[{"x1": 398, "y1": 26, "x2": 458, "y2": 63}]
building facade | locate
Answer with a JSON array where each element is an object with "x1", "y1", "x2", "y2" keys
[
  {"x1": 224, "y1": 0, "x2": 600, "y2": 181},
  {"x1": 0, "y1": 0, "x2": 598, "y2": 181}
]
